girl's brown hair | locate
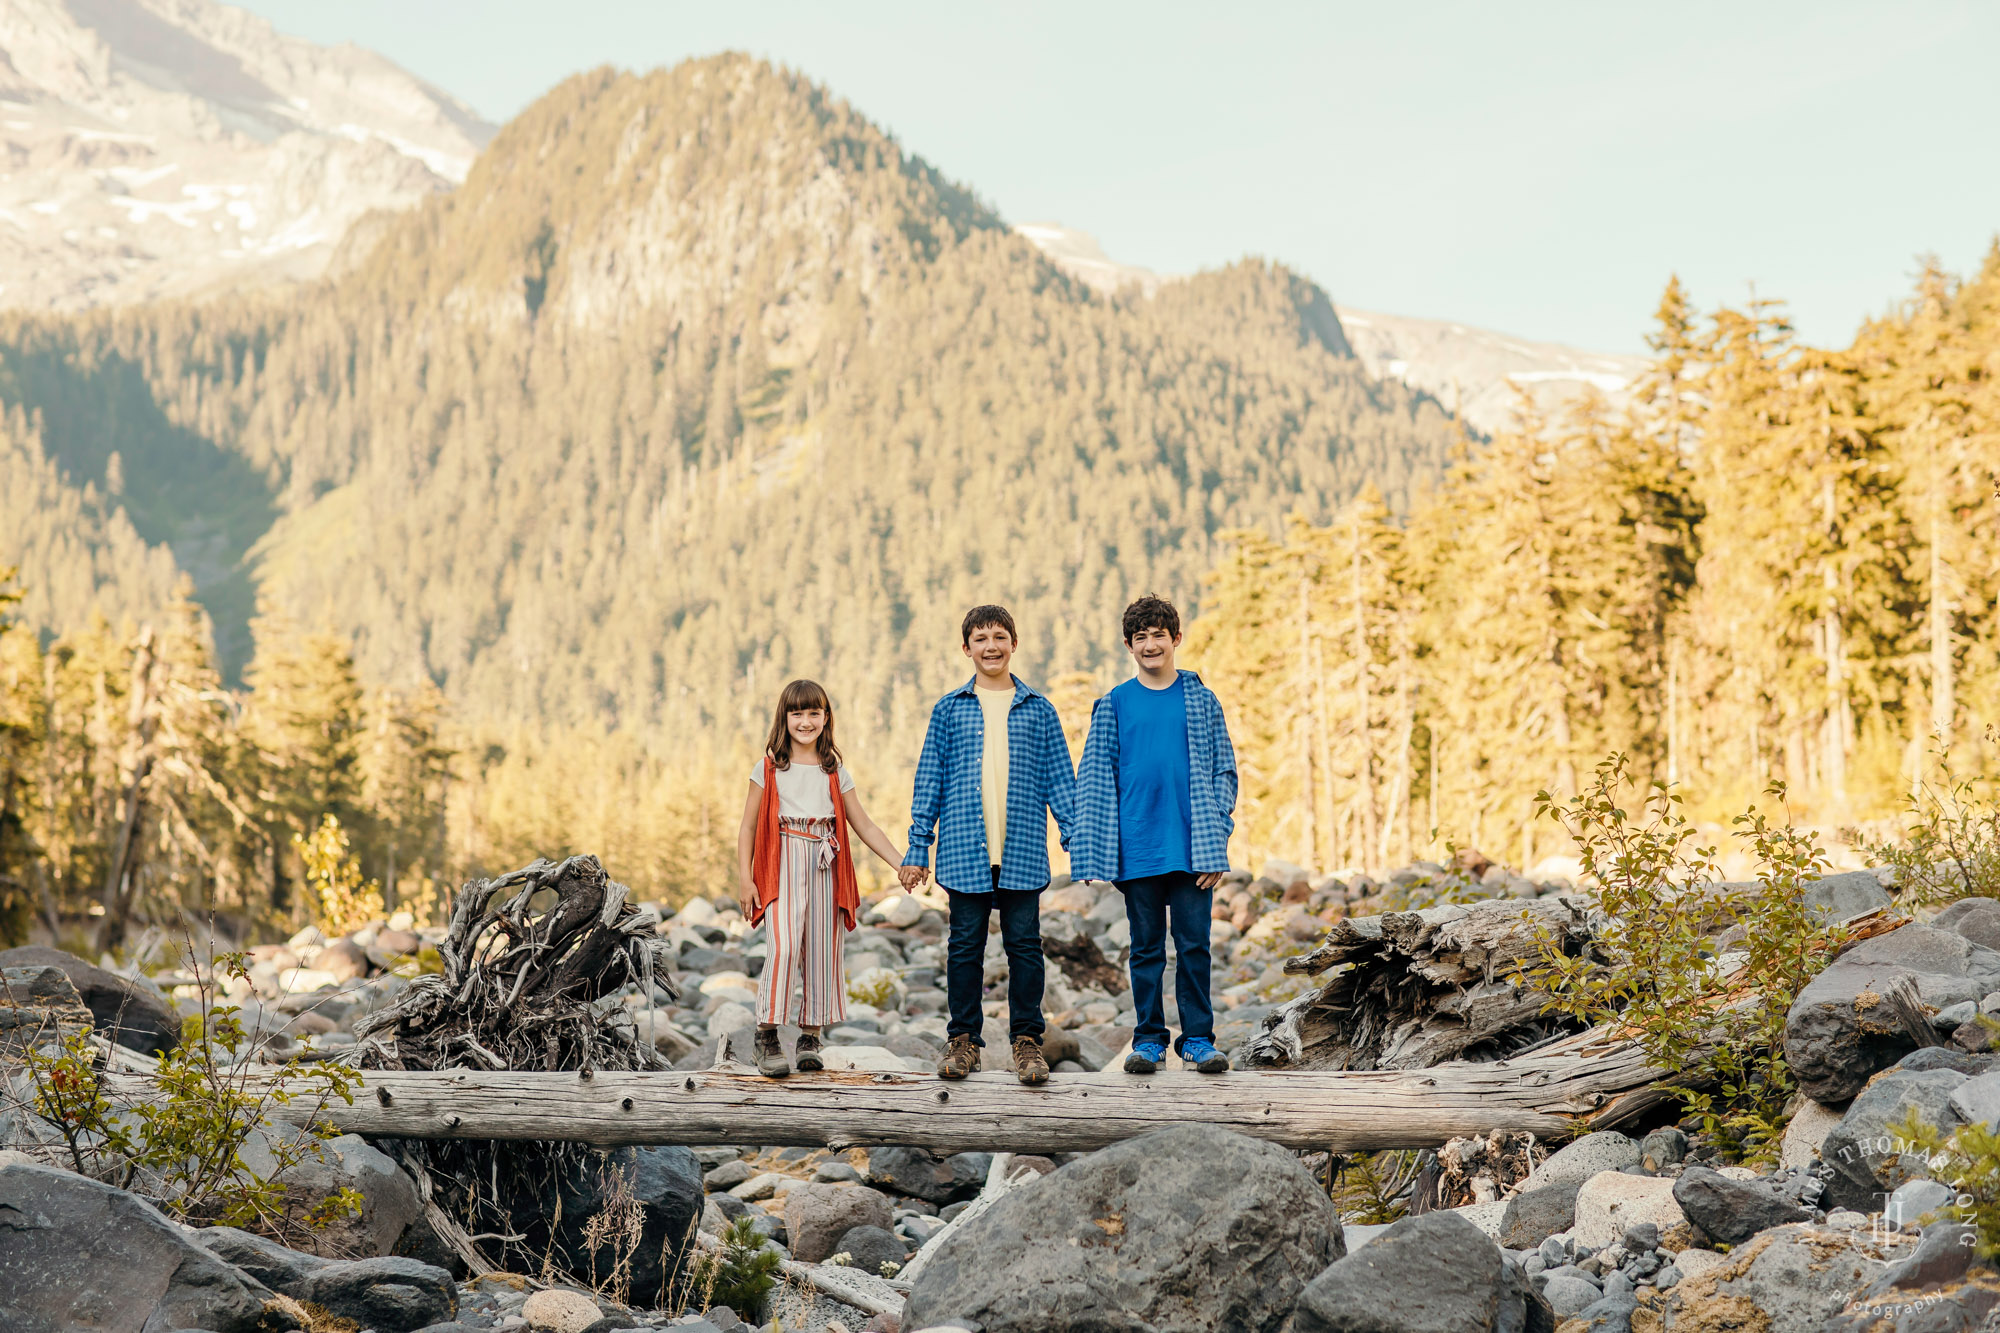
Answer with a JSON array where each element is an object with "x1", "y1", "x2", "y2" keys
[{"x1": 764, "y1": 678, "x2": 842, "y2": 773}]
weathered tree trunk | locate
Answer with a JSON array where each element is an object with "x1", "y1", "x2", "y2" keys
[{"x1": 219, "y1": 1040, "x2": 1690, "y2": 1155}]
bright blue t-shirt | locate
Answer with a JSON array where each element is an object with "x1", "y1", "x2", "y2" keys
[{"x1": 1112, "y1": 675, "x2": 1192, "y2": 880}]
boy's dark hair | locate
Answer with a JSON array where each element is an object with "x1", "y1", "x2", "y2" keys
[
  {"x1": 1122, "y1": 595, "x2": 1181, "y2": 643},
  {"x1": 961, "y1": 604, "x2": 1018, "y2": 645}
]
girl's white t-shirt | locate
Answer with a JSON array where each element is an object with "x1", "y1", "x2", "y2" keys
[{"x1": 751, "y1": 759, "x2": 854, "y2": 819}]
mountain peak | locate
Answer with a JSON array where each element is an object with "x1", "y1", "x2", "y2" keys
[{"x1": 0, "y1": 0, "x2": 493, "y2": 310}]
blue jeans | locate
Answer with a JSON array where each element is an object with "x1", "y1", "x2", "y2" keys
[
  {"x1": 1121, "y1": 870, "x2": 1213, "y2": 1053},
  {"x1": 945, "y1": 869, "x2": 1046, "y2": 1045}
]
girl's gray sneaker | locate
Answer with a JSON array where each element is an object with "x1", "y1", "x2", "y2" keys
[{"x1": 754, "y1": 1027, "x2": 790, "y2": 1078}]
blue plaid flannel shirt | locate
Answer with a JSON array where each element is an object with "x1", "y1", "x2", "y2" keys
[
  {"x1": 903, "y1": 676, "x2": 1078, "y2": 894},
  {"x1": 1070, "y1": 670, "x2": 1238, "y2": 883}
]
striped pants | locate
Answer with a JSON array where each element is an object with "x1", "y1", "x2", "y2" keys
[{"x1": 755, "y1": 816, "x2": 849, "y2": 1027}]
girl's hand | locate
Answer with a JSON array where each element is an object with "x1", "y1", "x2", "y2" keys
[{"x1": 737, "y1": 878, "x2": 757, "y2": 918}]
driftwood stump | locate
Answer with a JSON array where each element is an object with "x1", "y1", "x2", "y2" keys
[{"x1": 354, "y1": 854, "x2": 675, "y2": 1073}]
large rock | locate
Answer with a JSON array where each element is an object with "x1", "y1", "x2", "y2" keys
[
  {"x1": 1290, "y1": 1209, "x2": 1553, "y2": 1333},
  {"x1": 866, "y1": 1146, "x2": 990, "y2": 1204},
  {"x1": 1671, "y1": 1165, "x2": 1811, "y2": 1245},
  {"x1": 1497, "y1": 1180, "x2": 1582, "y2": 1249},
  {"x1": 785, "y1": 1183, "x2": 894, "y2": 1264},
  {"x1": 1519, "y1": 1132, "x2": 1641, "y2": 1192},
  {"x1": 0, "y1": 1158, "x2": 276, "y2": 1333},
  {"x1": 1819, "y1": 1067, "x2": 1967, "y2": 1213},
  {"x1": 503, "y1": 1144, "x2": 703, "y2": 1308},
  {"x1": 239, "y1": 1127, "x2": 422, "y2": 1258},
  {"x1": 1932, "y1": 896, "x2": 2000, "y2": 952},
  {"x1": 190, "y1": 1225, "x2": 330, "y2": 1291},
  {"x1": 295, "y1": 1256, "x2": 455, "y2": 1332},
  {"x1": 0, "y1": 945, "x2": 180, "y2": 1056},
  {"x1": 1572, "y1": 1171, "x2": 1689, "y2": 1250},
  {"x1": 1778, "y1": 1095, "x2": 1846, "y2": 1170},
  {"x1": 1805, "y1": 870, "x2": 1894, "y2": 921},
  {"x1": 0, "y1": 965, "x2": 93, "y2": 1057},
  {"x1": 1784, "y1": 925, "x2": 2000, "y2": 1103},
  {"x1": 906, "y1": 1124, "x2": 1338, "y2": 1333},
  {"x1": 1666, "y1": 1222, "x2": 1906, "y2": 1333}
]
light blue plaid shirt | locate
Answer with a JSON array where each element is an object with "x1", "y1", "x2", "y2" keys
[
  {"x1": 903, "y1": 676, "x2": 1078, "y2": 894},
  {"x1": 1071, "y1": 670, "x2": 1238, "y2": 883}
]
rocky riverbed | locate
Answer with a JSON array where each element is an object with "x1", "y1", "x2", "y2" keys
[{"x1": 7, "y1": 860, "x2": 2000, "y2": 1331}]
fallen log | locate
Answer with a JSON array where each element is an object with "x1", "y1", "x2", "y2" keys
[{"x1": 196, "y1": 1027, "x2": 1684, "y2": 1155}]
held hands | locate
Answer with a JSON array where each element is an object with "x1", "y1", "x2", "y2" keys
[{"x1": 896, "y1": 864, "x2": 930, "y2": 892}]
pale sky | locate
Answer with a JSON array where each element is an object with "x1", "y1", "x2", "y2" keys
[{"x1": 238, "y1": 1, "x2": 2000, "y2": 355}]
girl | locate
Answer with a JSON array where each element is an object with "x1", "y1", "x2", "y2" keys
[{"x1": 735, "y1": 678, "x2": 914, "y2": 1078}]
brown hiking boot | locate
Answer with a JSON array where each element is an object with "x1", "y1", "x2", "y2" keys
[
  {"x1": 937, "y1": 1033, "x2": 979, "y2": 1080},
  {"x1": 794, "y1": 1031, "x2": 824, "y2": 1073},
  {"x1": 753, "y1": 1027, "x2": 790, "y2": 1079},
  {"x1": 1013, "y1": 1035, "x2": 1049, "y2": 1086}
]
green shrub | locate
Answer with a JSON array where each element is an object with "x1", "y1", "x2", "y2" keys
[
  {"x1": 10, "y1": 945, "x2": 362, "y2": 1243},
  {"x1": 1523, "y1": 754, "x2": 1850, "y2": 1162},
  {"x1": 686, "y1": 1215, "x2": 781, "y2": 1320},
  {"x1": 1866, "y1": 732, "x2": 2000, "y2": 909}
]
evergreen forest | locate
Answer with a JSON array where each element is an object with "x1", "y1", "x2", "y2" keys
[{"x1": 1, "y1": 53, "x2": 1994, "y2": 946}]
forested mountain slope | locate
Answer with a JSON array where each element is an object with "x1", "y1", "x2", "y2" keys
[{"x1": 0, "y1": 55, "x2": 1456, "y2": 896}]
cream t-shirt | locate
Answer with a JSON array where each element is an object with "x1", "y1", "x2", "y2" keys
[
  {"x1": 750, "y1": 759, "x2": 855, "y2": 819},
  {"x1": 976, "y1": 685, "x2": 1011, "y2": 867}
]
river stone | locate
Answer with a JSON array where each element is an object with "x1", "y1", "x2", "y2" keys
[
  {"x1": 1519, "y1": 1132, "x2": 1641, "y2": 1192},
  {"x1": 521, "y1": 1287, "x2": 603, "y2": 1332},
  {"x1": 296, "y1": 1256, "x2": 455, "y2": 1332},
  {"x1": 0, "y1": 965, "x2": 93, "y2": 1058},
  {"x1": 1498, "y1": 1180, "x2": 1583, "y2": 1249},
  {"x1": 831, "y1": 1223, "x2": 906, "y2": 1275},
  {"x1": 1805, "y1": 870, "x2": 1893, "y2": 921},
  {"x1": 0, "y1": 945, "x2": 180, "y2": 1055},
  {"x1": 190, "y1": 1226, "x2": 331, "y2": 1292},
  {"x1": 1778, "y1": 1095, "x2": 1847, "y2": 1170},
  {"x1": 1289, "y1": 1208, "x2": 1552, "y2": 1333},
  {"x1": 238, "y1": 1127, "x2": 422, "y2": 1258},
  {"x1": 0, "y1": 1159, "x2": 273, "y2": 1333},
  {"x1": 1783, "y1": 925, "x2": 2000, "y2": 1103},
  {"x1": 1541, "y1": 1273, "x2": 1602, "y2": 1319},
  {"x1": 785, "y1": 1183, "x2": 894, "y2": 1264},
  {"x1": 1820, "y1": 1067, "x2": 1967, "y2": 1213},
  {"x1": 906, "y1": 1124, "x2": 1338, "y2": 1333},
  {"x1": 1933, "y1": 897, "x2": 2000, "y2": 952},
  {"x1": 1573, "y1": 1171, "x2": 1689, "y2": 1250},
  {"x1": 1671, "y1": 1165, "x2": 1813, "y2": 1245}
]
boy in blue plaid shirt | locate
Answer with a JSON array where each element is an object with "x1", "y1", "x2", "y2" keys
[
  {"x1": 904, "y1": 605, "x2": 1077, "y2": 1085},
  {"x1": 1072, "y1": 595, "x2": 1238, "y2": 1074}
]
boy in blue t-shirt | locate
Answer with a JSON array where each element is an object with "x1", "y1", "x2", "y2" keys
[{"x1": 1072, "y1": 595, "x2": 1239, "y2": 1073}]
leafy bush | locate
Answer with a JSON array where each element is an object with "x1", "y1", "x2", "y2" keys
[
  {"x1": 6, "y1": 945, "x2": 362, "y2": 1243},
  {"x1": 1888, "y1": 1104, "x2": 2000, "y2": 1259},
  {"x1": 1523, "y1": 754, "x2": 1851, "y2": 1162},
  {"x1": 294, "y1": 814, "x2": 385, "y2": 938},
  {"x1": 686, "y1": 1215, "x2": 781, "y2": 1320},
  {"x1": 1866, "y1": 733, "x2": 2000, "y2": 909}
]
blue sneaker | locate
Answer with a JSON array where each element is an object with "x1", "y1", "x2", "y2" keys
[
  {"x1": 1180, "y1": 1038, "x2": 1229, "y2": 1073},
  {"x1": 1125, "y1": 1041, "x2": 1168, "y2": 1074}
]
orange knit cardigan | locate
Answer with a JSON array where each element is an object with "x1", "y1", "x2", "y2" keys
[{"x1": 749, "y1": 756, "x2": 860, "y2": 932}]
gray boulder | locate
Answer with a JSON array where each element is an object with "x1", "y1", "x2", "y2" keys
[
  {"x1": 190, "y1": 1226, "x2": 331, "y2": 1291},
  {"x1": 1820, "y1": 1067, "x2": 1967, "y2": 1213},
  {"x1": 906, "y1": 1124, "x2": 1338, "y2": 1333},
  {"x1": 1783, "y1": 925, "x2": 2000, "y2": 1103},
  {"x1": 1518, "y1": 1132, "x2": 1640, "y2": 1192},
  {"x1": 866, "y1": 1146, "x2": 989, "y2": 1203},
  {"x1": 1804, "y1": 870, "x2": 1893, "y2": 921},
  {"x1": 239, "y1": 1128, "x2": 422, "y2": 1258},
  {"x1": 504, "y1": 1144, "x2": 702, "y2": 1308},
  {"x1": 0, "y1": 965, "x2": 93, "y2": 1058},
  {"x1": 1670, "y1": 1165, "x2": 1812, "y2": 1245},
  {"x1": 1933, "y1": 897, "x2": 2000, "y2": 952},
  {"x1": 1497, "y1": 1181, "x2": 1582, "y2": 1249},
  {"x1": 784, "y1": 1183, "x2": 894, "y2": 1264},
  {"x1": 830, "y1": 1223, "x2": 906, "y2": 1274},
  {"x1": 295, "y1": 1256, "x2": 455, "y2": 1332},
  {"x1": 0, "y1": 1159, "x2": 276, "y2": 1333},
  {"x1": 1290, "y1": 1209, "x2": 1554, "y2": 1333},
  {"x1": 0, "y1": 945, "x2": 180, "y2": 1055}
]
